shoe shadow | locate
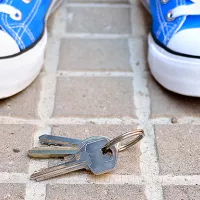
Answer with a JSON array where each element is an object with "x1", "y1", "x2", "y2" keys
[{"x1": 148, "y1": 74, "x2": 200, "y2": 118}]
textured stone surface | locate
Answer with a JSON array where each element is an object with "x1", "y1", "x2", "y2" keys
[
  {"x1": 155, "y1": 125, "x2": 200, "y2": 175},
  {"x1": 53, "y1": 77, "x2": 136, "y2": 118},
  {"x1": 131, "y1": 4, "x2": 151, "y2": 37},
  {"x1": 46, "y1": 185, "x2": 146, "y2": 200},
  {"x1": 0, "y1": 184, "x2": 25, "y2": 200},
  {"x1": 0, "y1": 125, "x2": 35, "y2": 173},
  {"x1": 148, "y1": 76, "x2": 200, "y2": 118},
  {"x1": 59, "y1": 39, "x2": 132, "y2": 71},
  {"x1": 163, "y1": 186, "x2": 200, "y2": 200},
  {"x1": 0, "y1": 77, "x2": 41, "y2": 119},
  {"x1": 129, "y1": 37, "x2": 148, "y2": 66},
  {"x1": 66, "y1": 7, "x2": 131, "y2": 34}
]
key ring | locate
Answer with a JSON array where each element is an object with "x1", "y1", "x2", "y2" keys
[{"x1": 102, "y1": 129, "x2": 144, "y2": 153}]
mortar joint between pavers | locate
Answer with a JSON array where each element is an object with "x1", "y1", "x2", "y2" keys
[
  {"x1": 128, "y1": 11, "x2": 164, "y2": 199},
  {"x1": 53, "y1": 33, "x2": 131, "y2": 39},
  {"x1": 65, "y1": 3, "x2": 131, "y2": 8},
  {"x1": 56, "y1": 71, "x2": 134, "y2": 77}
]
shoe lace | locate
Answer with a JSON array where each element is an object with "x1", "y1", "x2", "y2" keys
[
  {"x1": 167, "y1": 0, "x2": 200, "y2": 21},
  {"x1": 0, "y1": 0, "x2": 31, "y2": 21}
]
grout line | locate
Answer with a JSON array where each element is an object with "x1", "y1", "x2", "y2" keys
[
  {"x1": 128, "y1": 37, "x2": 164, "y2": 199},
  {"x1": 57, "y1": 71, "x2": 134, "y2": 77},
  {"x1": 38, "y1": 8, "x2": 63, "y2": 121},
  {"x1": 25, "y1": 183, "x2": 47, "y2": 200},
  {"x1": 65, "y1": 3, "x2": 131, "y2": 8},
  {"x1": 174, "y1": 117, "x2": 200, "y2": 125},
  {"x1": 47, "y1": 174, "x2": 143, "y2": 185},
  {"x1": 51, "y1": 32, "x2": 148, "y2": 39},
  {"x1": 50, "y1": 4, "x2": 67, "y2": 37},
  {"x1": 0, "y1": 173, "x2": 29, "y2": 184},
  {"x1": 0, "y1": 117, "x2": 41, "y2": 125},
  {"x1": 47, "y1": 117, "x2": 138, "y2": 125},
  {"x1": 150, "y1": 117, "x2": 200, "y2": 125},
  {"x1": 2, "y1": 172, "x2": 200, "y2": 186},
  {"x1": 44, "y1": 36, "x2": 61, "y2": 73},
  {"x1": 0, "y1": 172, "x2": 143, "y2": 185},
  {"x1": 1, "y1": 116, "x2": 200, "y2": 125},
  {"x1": 25, "y1": 126, "x2": 52, "y2": 200},
  {"x1": 27, "y1": 126, "x2": 52, "y2": 175},
  {"x1": 59, "y1": 33, "x2": 131, "y2": 39},
  {"x1": 158, "y1": 175, "x2": 200, "y2": 186},
  {"x1": 37, "y1": 74, "x2": 57, "y2": 121},
  {"x1": 150, "y1": 118, "x2": 172, "y2": 125},
  {"x1": 24, "y1": 4, "x2": 65, "y2": 199},
  {"x1": 0, "y1": 117, "x2": 138, "y2": 125}
]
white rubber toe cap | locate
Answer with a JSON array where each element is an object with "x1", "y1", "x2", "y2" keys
[
  {"x1": 0, "y1": 30, "x2": 20, "y2": 57},
  {"x1": 167, "y1": 28, "x2": 200, "y2": 56}
]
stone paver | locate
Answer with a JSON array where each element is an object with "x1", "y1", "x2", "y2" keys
[
  {"x1": 46, "y1": 185, "x2": 146, "y2": 200},
  {"x1": 163, "y1": 186, "x2": 200, "y2": 200},
  {"x1": 0, "y1": 184, "x2": 25, "y2": 200},
  {"x1": 155, "y1": 125, "x2": 200, "y2": 175},
  {"x1": 131, "y1": 4, "x2": 151, "y2": 37},
  {"x1": 53, "y1": 77, "x2": 136, "y2": 118},
  {"x1": 66, "y1": 7, "x2": 131, "y2": 34},
  {"x1": 130, "y1": 37, "x2": 148, "y2": 66},
  {"x1": 0, "y1": 77, "x2": 41, "y2": 119},
  {"x1": 0, "y1": 125, "x2": 35, "y2": 173},
  {"x1": 148, "y1": 75, "x2": 200, "y2": 118},
  {"x1": 59, "y1": 39, "x2": 131, "y2": 71}
]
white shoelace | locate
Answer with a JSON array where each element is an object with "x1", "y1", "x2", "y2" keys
[
  {"x1": 0, "y1": 0, "x2": 31, "y2": 21},
  {"x1": 171, "y1": 0, "x2": 200, "y2": 19}
]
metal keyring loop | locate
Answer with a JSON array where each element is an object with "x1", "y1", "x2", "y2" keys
[{"x1": 102, "y1": 129, "x2": 144, "y2": 153}]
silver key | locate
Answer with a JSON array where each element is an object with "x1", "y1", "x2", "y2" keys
[
  {"x1": 30, "y1": 137, "x2": 117, "y2": 181},
  {"x1": 39, "y1": 135, "x2": 82, "y2": 146},
  {"x1": 29, "y1": 129, "x2": 144, "y2": 158},
  {"x1": 28, "y1": 135, "x2": 104, "y2": 158}
]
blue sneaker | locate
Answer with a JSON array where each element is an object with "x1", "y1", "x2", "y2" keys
[
  {"x1": 0, "y1": 0, "x2": 63, "y2": 98},
  {"x1": 142, "y1": 0, "x2": 200, "y2": 96}
]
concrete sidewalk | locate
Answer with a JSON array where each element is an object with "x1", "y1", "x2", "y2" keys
[{"x1": 0, "y1": 0, "x2": 200, "y2": 200}]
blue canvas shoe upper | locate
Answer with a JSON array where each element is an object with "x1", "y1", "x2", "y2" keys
[
  {"x1": 149, "y1": 0, "x2": 200, "y2": 57},
  {"x1": 0, "y1": 0, "x2": 52, "y2": 54}
]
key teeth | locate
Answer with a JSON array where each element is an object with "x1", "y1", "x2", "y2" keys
[
  {"x1": 30, "y1": 175, "x2": 38, "y2": 181},
  {"x1": 30, "y1": 176, "x2": 36, "y2": 181},
  {"x1": 30, "y1": 173, "x2": 45, "y2": 181},
  {"x1": 29, "y1": 160, "x2": 86, "y2": 182},
  {"x1": 29, "y1": 162, "x2": 70, "y2": 181},
  {"x1": 30, "y1": 173, "x2": 42, "y2": 179},
  {"x1": 30, "y1": 176, "x2": 42, "y2": 182}
]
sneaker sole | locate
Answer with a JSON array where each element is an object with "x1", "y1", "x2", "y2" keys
[
  {"x1": 0, "y1": 0, "x2": 63, "y2": 99},
  {"x1": 140, "y1": 0, "x2": 200, "y2": 97},
  {"x1": 148, "y1": 34, "x2": 200, "y2": 97}
]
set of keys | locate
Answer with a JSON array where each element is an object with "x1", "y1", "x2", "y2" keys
[{"x1": 28, "y1": 129, "x2": 144, "y2": 181}]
